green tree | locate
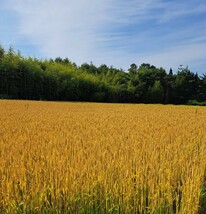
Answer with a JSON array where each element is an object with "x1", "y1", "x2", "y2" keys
[
  {"x1": 147, "y1": 80, "x2": 164, "y2": 103},
  {"x1": 196, "y1": 74, "x2": 206, "y2": 102},
  {"x1": 131, "y1": 63, "x2": 166, "y2": 102},
  {"x1": 128, "y1": 63, "x2": 137, "y2": 76},
  {"x1": 164, "y1": 68, "x2": 175, "y2": 104},
  {"x1": 0, "y1": 45, "x2": 5, "y2": 59},
  {"x1": 173, "y1": 67, "x2": 199, "y2": 104}
]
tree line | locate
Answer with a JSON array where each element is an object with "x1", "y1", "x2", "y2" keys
[{"x1": 0, "y1": 45, "x2": 206, "y2": 105}]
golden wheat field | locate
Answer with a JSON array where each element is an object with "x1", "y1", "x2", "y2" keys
[{"x1": 0, "y1": 100, "x2": 206, "y2": 213}]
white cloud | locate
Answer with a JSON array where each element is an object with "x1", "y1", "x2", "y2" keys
[
  {"x1": 4, "y1": 0, "x2": 113, "y2": 62},
  {"x1": 1, "y1": 0, "x2": 206, "y2": 73}
]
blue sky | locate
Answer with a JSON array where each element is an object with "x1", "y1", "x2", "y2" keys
[{"x1": 1, "y1": 0, "x2": 206, "y2": 74}]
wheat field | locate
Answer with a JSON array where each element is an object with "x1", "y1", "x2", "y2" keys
[{"x1": 0, "y1": 100, "x2": 206, "y2": 213}]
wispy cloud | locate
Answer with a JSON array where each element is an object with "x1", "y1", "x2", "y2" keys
[
  {"x1": 2, "y1": 0, "x2": 113, "y2": 61},
  {"x1": 157, "y1": 0, "x2": 206, "y2": 23},
  {"x1": 137, "y1": 43, "x2": 206, "y2": 71},
  {"x1": 1, "y1": 0, "x2": 206, "y2": 73}
]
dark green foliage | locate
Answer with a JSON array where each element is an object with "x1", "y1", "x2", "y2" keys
[
  {"x1": 172, "y1": 67, "x2": 199, "y2": 104},
  {"x1": 0, "y1": 45, "x2": 206, "y2": 104},
  {"x1": 186, "y1": 100, "x2": 206, "y2": 106}
]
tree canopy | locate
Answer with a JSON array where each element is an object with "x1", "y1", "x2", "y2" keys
[{"x1": 0, "y1": 45, "x2": 206, "y2": 105}]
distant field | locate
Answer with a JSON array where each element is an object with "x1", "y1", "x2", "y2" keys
[{"x1": 0, "y1": 100, "x2": 206, "y2": 213}]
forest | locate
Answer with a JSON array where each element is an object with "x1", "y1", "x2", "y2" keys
[{"x1": 0, "y1": 45, "x2": 206, "y2": 105}]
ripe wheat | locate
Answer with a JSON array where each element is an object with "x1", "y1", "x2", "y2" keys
[{"x1": 0, "y1": 100, "x2": 206, "y2": 213}]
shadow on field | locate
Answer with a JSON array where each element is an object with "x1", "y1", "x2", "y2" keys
[{"x1": 198, "y1": 169, "x2": 206, "y2": 214}]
